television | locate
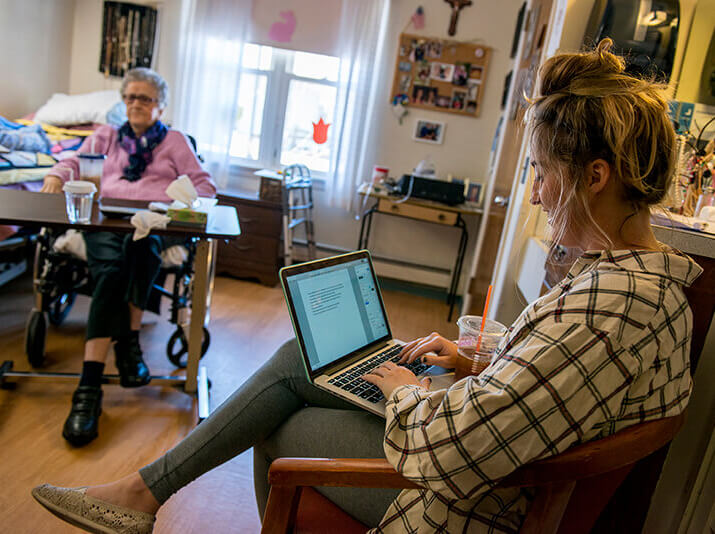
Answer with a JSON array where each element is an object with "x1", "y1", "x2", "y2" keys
[{"x1": 584, "y1": 0, "x2": 680, "y2": 81}]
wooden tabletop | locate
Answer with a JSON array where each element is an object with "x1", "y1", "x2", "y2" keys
[
  {"x1": 357, "y1": 183, "x2": 484, "y2": 215},
  {"x1": 0, "y1": 189, "x2": 240, "y2": 239}
]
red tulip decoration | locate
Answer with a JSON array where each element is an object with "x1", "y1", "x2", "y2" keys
[{"x1": 312, "y1": 118, "x2": 330, "y2": 144}]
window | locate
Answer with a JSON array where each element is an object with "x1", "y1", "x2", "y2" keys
[{"x1": 229, "y1": 44, "x2": 340, "y2": 175}]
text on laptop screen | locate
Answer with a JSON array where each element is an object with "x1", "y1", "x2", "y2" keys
[{"x1": 286, "y1": 257, "x2": 390, "y2": 370}]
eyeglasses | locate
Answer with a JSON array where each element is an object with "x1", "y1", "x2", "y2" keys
[{"x1": 122, "y1": 94, "x2": 158, "y2": 105}]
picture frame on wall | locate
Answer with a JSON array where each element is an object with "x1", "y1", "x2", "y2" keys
[{"x1": 413, "y1": 119, "x2": 445, "y2": 144}]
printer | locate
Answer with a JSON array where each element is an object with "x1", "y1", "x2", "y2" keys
[{"x1": 397, "y1": 174, "x2": 465, "y2": 206}]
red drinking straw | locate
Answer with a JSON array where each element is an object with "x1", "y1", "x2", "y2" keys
[{"x1": 475, "y1": 285, "x2": 493, "y2": 354}]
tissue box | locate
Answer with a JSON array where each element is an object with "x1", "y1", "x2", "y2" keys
[{"x1": 167, "y1": 198, "x2": 217, "y2": 227}]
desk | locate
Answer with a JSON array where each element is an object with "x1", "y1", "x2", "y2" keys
[
  {"x1": 357, "y1": 184, "x2": 483, "y2": 320},
  {"x1": 0, "y1": 189, "x2": 239, "y2": 420}
]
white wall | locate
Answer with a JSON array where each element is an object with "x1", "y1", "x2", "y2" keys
[
  {"x1": 68, "y1": 0, "x2": 187, "y2": 122},
  {"x1": 0, "y1": 0, "x2": 75, "y2": 117}
]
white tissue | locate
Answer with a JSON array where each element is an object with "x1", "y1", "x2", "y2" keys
[
  {"x1": 130, "y1": 210, "x2": 171, "y2": 240},
  {"x1": 166, "y1": 175, "x2": 198, "y2": 208}
]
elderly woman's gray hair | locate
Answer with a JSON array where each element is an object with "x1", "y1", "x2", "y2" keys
[{"x1": 121, "y1": 68, "x2": 169, "y2": 109}]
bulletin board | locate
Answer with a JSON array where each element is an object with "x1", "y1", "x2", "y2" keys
[{"x1": 391, "y1": 33, "x2": 491, "y2": 118}]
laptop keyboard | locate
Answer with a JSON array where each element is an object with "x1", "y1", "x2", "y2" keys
[{"x1": 327, "y1": 344, "x2": 430, "y2": 404}]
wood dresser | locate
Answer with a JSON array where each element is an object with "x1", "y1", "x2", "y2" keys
[{"x1": 216, "y1": 191, "x2": 283, "y2": 286}]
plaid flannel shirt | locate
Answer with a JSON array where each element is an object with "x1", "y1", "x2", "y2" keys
[{"x1": 373, "y1": 249, "x2": 702, "y2": 533}]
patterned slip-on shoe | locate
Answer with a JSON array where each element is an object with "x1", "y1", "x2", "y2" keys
[{"x1": 31, "y1": 484, "x2": 155, "y2": 534}]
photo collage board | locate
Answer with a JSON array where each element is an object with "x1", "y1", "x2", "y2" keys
[{"x1": 391, "y1": 33, "x2": 491, "y2": 118}]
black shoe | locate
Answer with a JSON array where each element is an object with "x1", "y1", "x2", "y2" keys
[
  {"x1": 63, "y1": 386, "x2": 102, "y2": 446},
  {"x1": 115, "y1": 331, "x2": 151, "y2": 388}
]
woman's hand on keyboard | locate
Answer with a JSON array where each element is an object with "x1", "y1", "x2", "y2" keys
[
  {"x1": 398, "y1": 332, "x2": 458, "y2": 370},
  {"x1": 363, "y1": 362, "x2": 431, "y2": 399}
]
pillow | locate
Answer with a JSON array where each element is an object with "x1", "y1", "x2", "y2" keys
[{"x1": 34, "y1": 90, "x2": 122, "y2": 126}]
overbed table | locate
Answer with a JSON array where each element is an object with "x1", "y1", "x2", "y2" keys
[{"x1": 0, "y1": 189, "x2": 240, "y2": 420}]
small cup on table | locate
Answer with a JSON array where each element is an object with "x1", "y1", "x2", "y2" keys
[
  {"x1": 63, "y1": 180, "x2": 97, "y2": 224},
  {"x1": 77, "y1": 153, "x2": 106, "y2": 194},
  {"x1": 454, "y1": 315, "x2": 507, "y2": 380}
]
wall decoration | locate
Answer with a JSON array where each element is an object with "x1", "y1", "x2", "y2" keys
[
  {"x1": 431, "y1": 62, "x2": 455, "y2": 82},
  {"x1": 465, "y1": 181, "x2": 483, "y2": 205},
  {"x1": 268, "y1": 10, "x2": 297, "y2": 42},
  {"x1": 412, "y1": 85, "x2": 437, "y2": 105},
  {"x1": 413, "y1": 119, "x2": 445, "y2": 144},
  {"x1": 444, "y1": 0, "x2": 473, "y2": 36},
  {"x1": 391, "y1": 33, "x2": 491, "y2": 118},
  {"x1": 100, "y1": 2, "x2": 158, "y2": 78},
  {"x1": 312, "y1": 118, "x2": 330, "y2": 144},
  {"x1": 467, "y1": 79, "x2": 480, "y2": 100},
  {"x1": 410, "y1": 6, "x2": 425, "y2": 30},
  {"x1": 450, "y1": 89, "x2": 467, "y2": 110},
  {"x1": 452, "y1": 62, "x2": 470, "y2": 85}
]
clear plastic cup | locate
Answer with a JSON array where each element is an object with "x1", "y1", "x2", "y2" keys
[
  {"x1": 78, "y1": 153, "x2": 106, "y2": 194},
  {"x1": 455, "y1": 315, "x2": 507, "y2": 380},
  {"x1": 63, "y1": 180, "x2": 97, "y2": 224}
]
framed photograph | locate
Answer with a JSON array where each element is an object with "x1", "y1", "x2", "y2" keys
[
  {"x1": 435, "y1": 94, "x2": 451, "y2": 108},
  {"x1": 412, "y1": 85, "x2": 437, "y2": 105},
  {"x1": 466, "y1": 101, "x2": 478, "y2": 114},
  {"x1": 427, "y1": 40, "x2": 443, "y2": 58},
  {"x1": 416, "y1": 61, "x2": 431, "y2": 83},
  {"x1": 452, "y1": 62, "x2": 470, "y2": 86},
  {"x1": 430, "y1": 62, "x2": 455, "y2": 82},
  {"x1": 413, "y1": 119, "x2": 445, "y2": 144},
  {"x1": 451, "y1": 89, "x2": 467, "y2": 111},
  {"x1": 465, "y1": 182, "x2": 483, "y2": 205},
  {"x1": 399, "y1": 74, "x2": 412, "y2": 93},
  {"x1": 467, "y1": 79, "x2": 481, "y2": 101}
]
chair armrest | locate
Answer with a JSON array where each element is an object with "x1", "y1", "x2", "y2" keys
[
  {"x1": 501, "y1": 412, "x2": 686, "y2": 488},
  {"x1": 268, "y1": 458, "x2": 422, "y2": 489}
]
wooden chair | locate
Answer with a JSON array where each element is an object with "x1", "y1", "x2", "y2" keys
[
  {"x1": 262, "y1": 412, "x2": 685, "y2": 534},
  {"x1": 262, "y1": 254, "x2": 713, "y2": 534}
]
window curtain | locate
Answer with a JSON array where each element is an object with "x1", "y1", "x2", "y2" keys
[
  {"x1": 174, "y1": 0, "x2": 251, "y2": 188},
  {"x1": 329, "y1": 0, "x2": 390, "y2": 210},
  {"x1": 174, "y1": 0, "x2": 389, "y2": 204}
]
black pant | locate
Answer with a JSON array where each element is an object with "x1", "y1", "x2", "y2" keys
[{"x1": 83, "y1": 232, "x2": 167, "y2": 341}]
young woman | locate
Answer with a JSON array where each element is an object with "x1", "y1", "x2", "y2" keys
[{"x1": 32, "y1": 40, "x2": 701, "y2": 534}]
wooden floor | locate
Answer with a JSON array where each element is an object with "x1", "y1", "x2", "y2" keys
[{"x1": 0, "y1": 271, "x2": 457, "y2": 533}]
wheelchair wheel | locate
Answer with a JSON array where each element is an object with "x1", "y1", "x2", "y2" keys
[
  {"x1": 25, "y1": 310, "x2": 47, "y2": 368},
  {"x1": 47, "y1": 291, "x2": 77, "y2": 326},
  {"x1": 167, "y1": 326, "x2": 210, "y2": 368}
]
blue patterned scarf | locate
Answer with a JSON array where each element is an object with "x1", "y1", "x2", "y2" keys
[{"x1": 117, "y1": 120, "x2": 168, "y2": 182}]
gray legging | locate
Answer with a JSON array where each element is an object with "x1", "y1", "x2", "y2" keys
[{"x1": 139, "y1": 339, "x2": 399, "y2": 527}]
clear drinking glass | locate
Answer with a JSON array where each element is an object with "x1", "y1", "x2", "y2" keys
[
  {"x1": 455, "y1": 315, "x2": 507, "y2": 380},
  {"x1": 63, "y1": 180, "x2": 97, "y2": 224}
]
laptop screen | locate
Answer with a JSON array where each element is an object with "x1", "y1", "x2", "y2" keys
[{"x1": 282, "y1": 253, "x2": 391, "y2": 374}]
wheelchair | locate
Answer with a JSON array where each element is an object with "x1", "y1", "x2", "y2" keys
[{"x1": 25, "y1": 227, "x2": 211, "y2": 369}]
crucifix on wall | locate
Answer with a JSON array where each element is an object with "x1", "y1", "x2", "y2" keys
[{"x1": 444, "y1": 0, "x2": 473, "y2": 36}]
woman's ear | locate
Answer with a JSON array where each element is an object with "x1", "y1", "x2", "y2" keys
[{"x1": 587, "y1": 159, "x2": 611, "y2": 195}]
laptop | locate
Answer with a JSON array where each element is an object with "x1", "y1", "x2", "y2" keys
[{"x1": 280, "y1": 250, "x2": 442, "y2": 417}]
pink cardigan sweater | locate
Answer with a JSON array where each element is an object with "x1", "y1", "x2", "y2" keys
[{"x1": 49, "y1": 125, "x2": 216, "y2": 201}]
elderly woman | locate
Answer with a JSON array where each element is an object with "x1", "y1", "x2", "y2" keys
[{"x1": 41, "y1": 68, "x2": 216, "y2": 447}]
